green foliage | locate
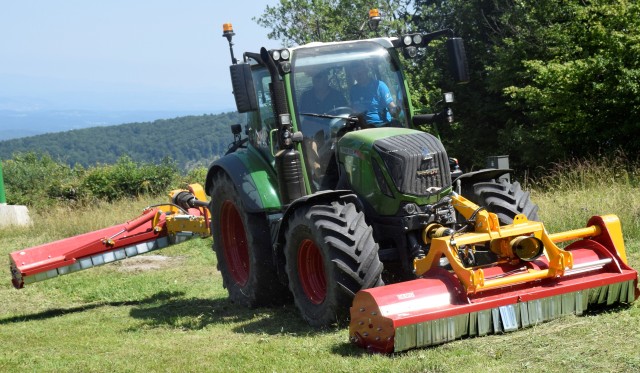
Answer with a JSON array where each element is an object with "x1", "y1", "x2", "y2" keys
[
  {"x1": 1, "y1": 152, "x2": 84, "y2": 206},
  {"x1": 254, "y1": 0, "x2": 415, "y2": 46},
  {"x1": 82, "y1": 156, "x2": 179, "y2": 202},
  {"x1": 182, "y1": 166, "x2": 208, "y2": 187},
  {"x1": 2, "y1": 153, "x2": 183, "y2": 206},
  {"x1": 502, "y1": 0, "x2": 640, "y2": 165}
]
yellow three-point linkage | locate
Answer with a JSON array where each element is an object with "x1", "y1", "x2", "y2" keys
[{"x1": 414, "y1": 194, "x2": 574, "y2": 294}]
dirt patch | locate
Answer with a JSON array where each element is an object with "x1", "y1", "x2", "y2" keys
[{"x1": 115, "y1": 254, "x2": 183, "y2": 273}]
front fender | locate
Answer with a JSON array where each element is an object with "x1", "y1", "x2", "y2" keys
[
  {"x1": 453, "y1": 168, "x2": 512, "y2": 184},
  {"x1": 205, "y1": 148, "x2": 281, "y2": 213},
  {"x1": 453, "y1": 168, "x2": 512, "y2": 196}
]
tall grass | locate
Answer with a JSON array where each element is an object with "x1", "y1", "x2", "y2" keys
[{"x1": 531, "y1": 154, "x2": 640, "y2": 244}]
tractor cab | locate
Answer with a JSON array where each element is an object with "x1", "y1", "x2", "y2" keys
[
  {"x1": 289, "y1": 40, "x2": 411, "y2": 189},
  {"x1": 228, "y1": 37, "x2": 413, "y2": 192}
]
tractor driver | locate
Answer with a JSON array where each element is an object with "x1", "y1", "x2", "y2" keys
[
  {"x1": 299, "y1": 69, "x2": 347, "y2": 114},
  {"x1": 348, "y1": 61, "x2": 399, "y2": 126}
]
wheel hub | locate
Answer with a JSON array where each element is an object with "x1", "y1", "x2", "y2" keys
[
  {"x1": 297, "y1": 239, "x2": 326, "y2": 304},
  {"x1": 221, "y1": 201, "x2": 249, "y2": 286}
]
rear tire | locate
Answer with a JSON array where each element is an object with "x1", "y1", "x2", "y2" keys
[
  {"x1": 469, "y1": 179, "x2": 539, "y2": 224},
  {"x1": 283, "y1": 201, "x2": 383, "y2": 327},
  {"x1": 209, "y1": 171, "x2": 288, "y2": 307}
]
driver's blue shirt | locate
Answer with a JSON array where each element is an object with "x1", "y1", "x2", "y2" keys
[{"x1": 350, "y1": 79, "x2": 394, "y2": 125}]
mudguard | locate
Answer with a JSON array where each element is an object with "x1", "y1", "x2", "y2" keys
[
  {"x1": 453, "y1": 168, "x2": 512, "y2": 185},
  {"x1": 276, "y1": 190, "x2": 363, "y2": 244},
  {"x1": 205, "y1": 147, "x2": 281, "y2": 213},
  {"x1": 453, "y1": 168, "x2": 512, "y2": 196}
]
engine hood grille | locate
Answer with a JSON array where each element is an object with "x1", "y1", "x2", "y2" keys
[{"x1": 373, "y1": 132, "x2": 451, "y2": 196}]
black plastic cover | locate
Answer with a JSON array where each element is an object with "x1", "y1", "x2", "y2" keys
[
  {"x1": 374, "y1": 132, "x2": 451, "y2": 196},
  {"x1": 230, "y1": 64, "x2": 258, "y2": 112},
  {"x1": 446, "y1": 38, "x2": 470, "y2": 84}
]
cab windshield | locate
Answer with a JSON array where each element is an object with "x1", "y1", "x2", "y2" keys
[{"x1": 291, "y1": 41, "x2": 409, "y2": 190}]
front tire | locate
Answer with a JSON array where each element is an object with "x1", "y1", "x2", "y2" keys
[
  {"x1": 283, "y1": 201, "x2": 383, "y2": 327},
  {"x1": 209, "y1": 171, "x2": 288, "y2": 307},
  {"x1": 469, "y1": 179, "x2": 539, "y2": 223}
]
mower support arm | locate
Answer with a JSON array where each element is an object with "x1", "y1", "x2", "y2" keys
[{"x1": 415, "y1": 194, "x2": 579, "y2": 293}]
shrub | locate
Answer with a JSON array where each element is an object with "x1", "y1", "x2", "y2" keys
[
  {"x1": 1, "y1": 152, "x2": 84, "y2": 206},
  {"x1": 82, "y1": 156, "x2": 179, "y2": 201},
  {"x1": 180, "y1": 166, "x2": 208, "y2": 188},
  {"x1": 1, "y1": 152, "x2": 182, "y2": 206}
]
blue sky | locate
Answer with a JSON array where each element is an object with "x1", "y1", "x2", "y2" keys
[{"x1": 0, "y1": 1, "x2": 281, "y2": 113}]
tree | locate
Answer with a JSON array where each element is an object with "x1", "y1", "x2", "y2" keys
[
  {"x1": 500, "y1": 0, "x2": 640, "y2": 165},
  {"x1": 255, "y1": 0, "x2": 417, "y2": 46},
  {"x1": 404, "y1": 0, "x2": 640, "y2": 169}
]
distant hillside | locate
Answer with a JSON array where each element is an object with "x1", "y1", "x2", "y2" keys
[
  {"x1": 0, "y1": 112, "x2": 243, "y2": 170},
  {"x1": 0, "y1": 109, "x2": 211, "y2": 141}
]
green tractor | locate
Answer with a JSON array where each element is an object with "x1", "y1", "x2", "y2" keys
[{"x1": 206, "y1": 22, "x2": 538, "y2": 326}]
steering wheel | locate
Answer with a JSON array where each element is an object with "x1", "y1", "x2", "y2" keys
[
  {"x1": 326, "y1": 106, "x2": 354, "y2": 116},
  {"x1": 323, "y1": 106, "x2": 355, "y2": 137}
]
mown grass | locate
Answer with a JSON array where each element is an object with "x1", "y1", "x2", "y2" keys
[{"x1": 1, "y1": 162, "x2": 639, "y2": 372}]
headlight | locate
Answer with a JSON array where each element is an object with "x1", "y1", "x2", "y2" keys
[
  {"x1": 444, "y1": 92, "x2": 455, "y2": 103},
  {"x1": 271, "y1": 49, "x2": 290, "y2": 61},
  {"x1": 402, "y1": 34, "x2": 424, "y2": 46},
  {"x1": 280, "y1": 61, "x2": 291, "y2": 73},
  {"x1": 404, "y1": 46, "x2": 418, "y2": 58}
]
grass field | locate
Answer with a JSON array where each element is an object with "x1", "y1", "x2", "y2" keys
[{"x1": 1, "y1": 169, "x2": 639, "y2": 372}]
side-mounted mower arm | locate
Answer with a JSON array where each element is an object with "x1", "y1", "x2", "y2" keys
[{"x1": 9, "y1": 184, "x2": 210, "y2": 289}]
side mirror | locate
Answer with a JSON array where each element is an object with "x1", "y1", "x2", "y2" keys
[
  {"x1": 230, "y1": 123, "x2": 242, "y2": 135},
  {"x1": 412, "y1": 92, "x2": 455, "y2": 126},
  {"x1": 446, "y1": 38, "x2": 470, "y2": 84},
  {"x1": 230, "y1": 64, "x2": 258, "y2": 112}
]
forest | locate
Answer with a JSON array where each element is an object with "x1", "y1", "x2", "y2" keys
[{"x1": 0, "y1": 112, "x2": 241, "y2": 170}]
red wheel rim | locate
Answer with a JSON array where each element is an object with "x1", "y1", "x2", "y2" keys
[
  {"x1": 297, "y1": 239, "x2": 326, "y2": 304},
  {"x1": 220, "y1": 201, "x2": 249, "y2": 286}
]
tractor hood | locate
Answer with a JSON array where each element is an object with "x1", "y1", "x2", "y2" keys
[{"x1": 337, "y1": 128, "x2": 452, "y2": 215}]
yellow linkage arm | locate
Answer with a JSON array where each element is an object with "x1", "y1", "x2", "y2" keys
[{"x1": 414, "y1": 194, "x2": 573, "y2": 294}]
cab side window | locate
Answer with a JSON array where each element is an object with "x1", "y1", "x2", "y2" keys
[{"x1": 248, "y1": 67, "x2": 275, "y2": 160}]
